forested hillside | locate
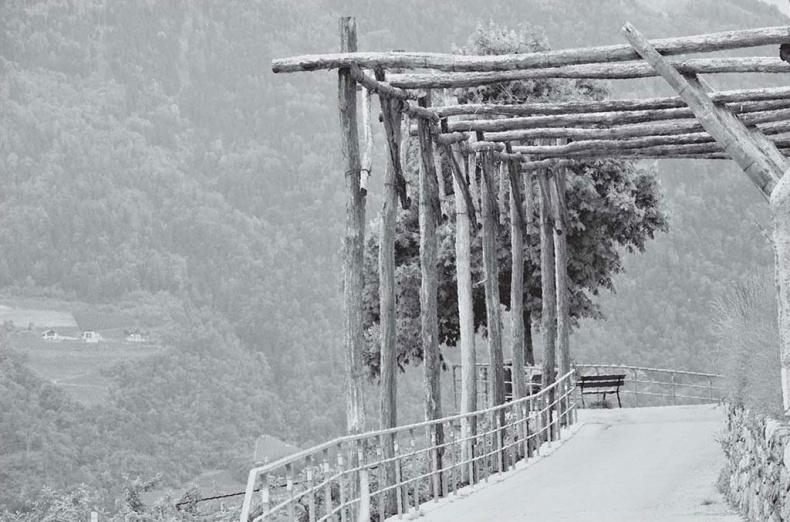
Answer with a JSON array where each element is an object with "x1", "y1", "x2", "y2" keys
[{"x1": 1, "y1": 0, "x2": 787, "y2": 518}]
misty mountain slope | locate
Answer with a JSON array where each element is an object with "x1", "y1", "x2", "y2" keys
[{"x1": 0, "y1": 0, "x2": 787, "y2": 515}]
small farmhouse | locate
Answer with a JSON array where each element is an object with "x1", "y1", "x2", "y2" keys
[
  {"x1": 42, "y1": 329, "x2": 58, "y2": 341},
  {"x1": 81, "y1": 331, "x2": 102, "y2": 343}
]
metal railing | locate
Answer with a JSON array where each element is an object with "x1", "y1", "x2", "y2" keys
[
  {"x1": 239, "y1": 370, "x2": 577, "y2": 522},
  {"x1": 575, "y1": 364, "x2": 723, "y2": 407}
]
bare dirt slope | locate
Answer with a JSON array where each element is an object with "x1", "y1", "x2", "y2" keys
[{"x1": 419, "y1": 404, "x2": 742, "y2": 522}]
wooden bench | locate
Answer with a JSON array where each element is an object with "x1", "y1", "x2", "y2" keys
[{"x1": 577, "y1": 374, "x2": 626, "y2": 408}]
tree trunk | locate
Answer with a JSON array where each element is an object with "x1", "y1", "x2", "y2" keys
[
  {"x1": 338, "y1": 16, "x2": 366, "y2": 437},
  {"x1": 417, "y1": 94, "x2": 444, "y2": 490}
]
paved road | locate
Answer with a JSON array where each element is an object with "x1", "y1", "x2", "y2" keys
[{"x1": 418, "y1": 404, "x2": 742, "y2": 522}]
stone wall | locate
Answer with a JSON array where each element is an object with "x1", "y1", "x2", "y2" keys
[{"x1": 720, "y1": 403, "x2": 790, "y2": 521}]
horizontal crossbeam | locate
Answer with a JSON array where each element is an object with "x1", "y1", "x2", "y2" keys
[{"x1": 272, "y1": 25, "x2": 790, "y2": 73}]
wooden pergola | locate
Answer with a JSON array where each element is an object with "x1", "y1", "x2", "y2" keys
[{"x1": 271, "y1": 20, "x2": 790, "y2": 457}]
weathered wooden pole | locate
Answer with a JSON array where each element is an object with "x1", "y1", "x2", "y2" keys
[
  {"x1": 507, "y1": 147, "x2": 528, "y2": 402},
  {"x1": 375, "y1": 68, "x2": 401, "y2": 515},
  {"x1": 551, "y1": 163, "x2": 571, "y2": 424},
  {"x1": 537, "y1": 162, "x2": 557, "y2": 439},
  {"x1": 479, "y1": 149, "x2": 506, "y2": 413},
  {"x1": 338, "y1": 16, "x2": 366, "y2": 437},
  {"x1": 772, "y1": 177, "x2": 790, "y2": 416},
  {"x1": 451, "y1": 144, "x2": 477, "y2": 481},
  {"x1": 416, "y1": 93, "x2": 444, "y2": 485},
  {"x1": 523, "y1": 171, "x2": 537, "y2": 367}
]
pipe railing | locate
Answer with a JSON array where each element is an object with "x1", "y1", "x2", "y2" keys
[
  {"x1": 239, "y1": 370, "x2": 577, "y2": 522},
  {"x1": 575, "y1": 364, "x2": 723, "y2": 406},
  {"x1": 452, "y1": 364, "x2": 722, "y2": 409}
]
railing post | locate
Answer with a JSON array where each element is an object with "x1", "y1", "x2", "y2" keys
[
  {"x1": 495, "y1": 412, "x2": 504, "y2": 475},
  {"x1": 393, "y1": 440, "x2": 404, "y2": 518},
  {"x1": 429, "y1": 426, "x2": 440, "y2": 501},
  {"x1": 633, "y1": 368, "x2": 639, "y2": 407},
  {"x1": 357, "y1": 439, "x2": 370, "y2": 522},
  {"x1": 306, "y1": 455, "x2": 316, "y2": 522},
  {"x1": 338, "y1": 449, "x2": 347, "y2": 522},
  {"x1": 671, "y1": 373, "x2": 677, "y2": 405},
  {"x1": 286, "y1": 462, "x2": 296, "y2": 522},
  {"x1": 261, "y1": 470, "x2": 271, "y2": 517},
  {"x1": 708, "y1": 376, "x2": 714, "y2": 402},
  {"x1": 408, "y1": 428, "x2": 418, "y2": 515},
  {"x1": 323, "y1": 449, "x2": 332, "y2": 521}
]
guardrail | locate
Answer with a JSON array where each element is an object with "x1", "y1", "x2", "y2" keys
[
  {"x1": 575, "y1": 364, "x2": 723, "y2": 407},
  {"x1": 239, "y1": 370, "x2": 577, "y2": 522},
  {"x1": 452, "y1": 364, "x2": 722, "y2": 409}
]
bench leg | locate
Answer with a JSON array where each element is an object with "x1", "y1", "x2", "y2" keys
[{"x1": 617, "y1": 389, "x2": 622, "y2": 408}]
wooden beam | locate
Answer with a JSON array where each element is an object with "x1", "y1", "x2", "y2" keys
[
  {"x1": 441, "y1": 142, "x2": 478, "y2": 230},
  {"x1": 536, "y1": 159, "x2": 558, "y2": 440},
  {"x1": 508, "y1": 149, "x2": 527, "y2": 403},
  {"x1": 435, "y1": 87, "x2": 790, "y2": 117},
  {"x1": 273, "y1": 25, "x2": 790, "y2": 73},
  {"x1": 375, "y1": 68, "x2": 411, "y2": 210},
  {"x1": 453, "y1": 145, "x2": 477, "y2": 481},
  {"x1": 338, "y1": 16, "x2": 366, "y2": 437},
  {"x1": 360, "y1": 87, "x2": 374, "y2": 195},
  {"x1": 480, "y1": 150, "x2": 506, "y2": 413},
  {"x1": 388, "y1": 57, "x2": 790, "y2": 89},
  {"x1": 416, "y1": 91, "x2": 444, "y2": 487},
  {"x1": 475, "y1": 109, "x2": 790, "y2": 143},
  {"x1": 442, "y1": 103, "x2": 790, "y2": 134},
  {"x1": 622, "y1": 22, "x2": 780, "y2": 197}
]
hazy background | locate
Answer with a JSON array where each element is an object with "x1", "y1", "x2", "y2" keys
[{"x1": 1, "y1": 0, "x2": 788, "y2": 517}]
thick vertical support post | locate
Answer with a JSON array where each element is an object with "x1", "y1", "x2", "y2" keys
[
  {"x1": 338, "y1": 16, "x2": 366, "y2": 440},
  {"x1": 771, "y1": 173, "x2": 790, "y2": 416},
  {"x1": 507, "y1": 148, "x2": 528, "y2": 404},
  {"x1": 452, "y1": 144, "x2": 477, "y2": 484},
  {"x1": 480, "y1": 150, "x2": 506, "y2": 414},
  {"x1": 417, "y1": 94, "x2": 444, "y2": 493},
  {"x1": 375, "y1": 68, "x2": 400, "y2": 516},
  {"x1": 537, "y1": 165, "x2": 557, "y2": 426},
  {"x1": 551, "y1": 159, "x2": 570, "y2": 426}
]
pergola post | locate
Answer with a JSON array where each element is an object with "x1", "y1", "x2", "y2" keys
[
  {"x1": 375, "y1": 67, "x2": 401, "y2": 514},
  {"x1": 507, "y1": 147, "x2": 528, "y2": 403},
  {"x1": 537, "y1": 164, "x2": 558, "y2": 439},
  {"x1": 551, "y1": 163, "x2": 571, "y2": 423},
  {"x1": 771, "y1": 177, "x2": 790, "y2": 415},
  {"x1": 338, "y1": 16, "x2": 366, "y2": 437},
  {"x1": 480, "y1": 150, "x2": 506, "y2": 417},
  {"x1": 416, "y1": 94, "x2": 444, "y2": 488},
  {"x1": 450, "y1": 144, "x2": 477, "y2": 480}
]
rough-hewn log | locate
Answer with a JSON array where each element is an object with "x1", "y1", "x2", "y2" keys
[
  {"x1": 376, "y1": 68, "x2": 411, "y2": 210},
  {"x1": 377, "y1": 81, "x2": 401, "y2": 433},
  {"x1": 537, "y1": 160, "x2": 557, "y2": 439},
  {"x1": 480, "y1": 150, "x2": 506, "y2": 414},
  {"x1": 551, "y1": 164, "x2": 571, "y2": 385},
  {"x1": 389, "y1": 57, "x2": 790, "y2": 89},
  {"x1": 416, "y1": 92, "x2": 444, "y2": 485},
  {"x1": 476, "y1": 108, "x2": 790, "y2": 143},
  {"x1": 523, "y1": 165, "x2": 537, "y2": 367},
  {"x1": 507, "y1": 149, "x2": 527, "y2": 402},
  {"x1": 623, "y1": 23, "x2": 780, "y2": 197},
  {"x1": 435, "y1": 87, "x2": 790, "y2": 117},
  {"x1": 360, "y1": 87, "x2": 374, "y2": 195},
  {"x1": 442, "y1": 103, "x2": 790, "y2": 134},
  {"x1": 338, "y1": 16, "x2": 366, "y2": 437},
  {"x1": 273, "y1": 25, "x2": 790, "y2": 73},
  {"x1": 376, "y1": 70, "x2": 400, "y2": 516},
  {"x1": 442, "y1": 143, "x2": 478, "y2": 230},
  {"x1": 454, "y1": 147, "x2": 477, "y2": 480},
  {"x1": 770, "y1": 174, "x2": 790, "y2": 416}
]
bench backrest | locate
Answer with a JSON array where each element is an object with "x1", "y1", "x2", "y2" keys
[{"x1": 578, "y1": 374, "x2": 626, "y2": 388}]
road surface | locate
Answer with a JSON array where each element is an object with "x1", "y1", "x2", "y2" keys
[{"x1": 417, "y1": 404, "x2": 742, "y2": 522}]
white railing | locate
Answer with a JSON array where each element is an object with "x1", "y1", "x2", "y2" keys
[
  {"x1": 575, "y1": 364, "x2": 723, "y2": 406},
  {"x1": 239, "y1": 370, "x2": 577, "y2": 522}
]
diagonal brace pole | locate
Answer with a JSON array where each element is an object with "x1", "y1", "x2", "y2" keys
[{"x1": 622, "y1": 22, "x2": 781, "y2": 198}]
